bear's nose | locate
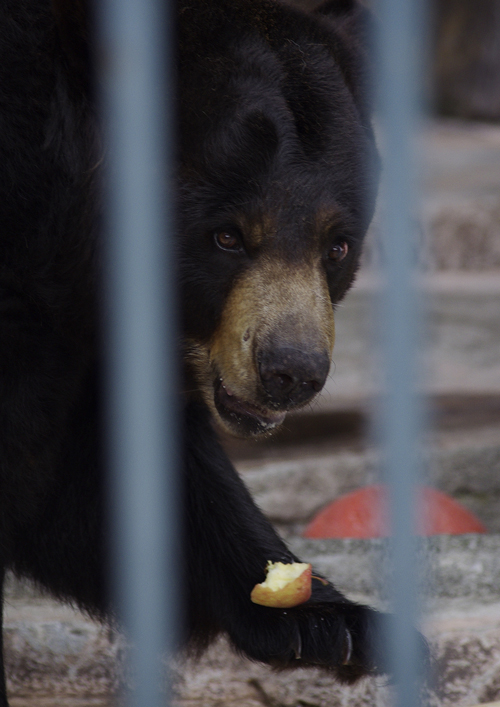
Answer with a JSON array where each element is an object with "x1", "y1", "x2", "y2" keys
[{"x1": 258, "y1": 347, "x2": 330, "y2": 407}]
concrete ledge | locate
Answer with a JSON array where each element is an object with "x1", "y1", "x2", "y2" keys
[
  {"x1": 172, "y1": 600, "x2": 500, "y2": 707},
  {"x1": 3, "y1": 601, "x2": 123, "y2": 703},
  {"x1": 361, "y1": 120, "x2": 500, "y2": 273},
  {"x1": 238, "y1": 424, "x2": 500, "y2": 533},
  {"x1": 4, "y1": 536, "x2": 500, "y2": 705},
  {"x1": 315, "y1": 272, "x2": 500, "y2": 408},
  {"x1": 288, "y1": 536, "x2": 500, "y2": 610}
]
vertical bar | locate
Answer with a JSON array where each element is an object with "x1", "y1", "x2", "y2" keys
[
  {"x1": 98, "y1": 0, "x2": 179, "y2": 705},
  {"x1": 376, "y1": 0, "x2": 426, "y2": 705}
]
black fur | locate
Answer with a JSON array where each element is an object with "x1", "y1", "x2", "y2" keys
[
  {"x1": 0, "y1": 0, "x2": 396, "y2": 702},
  {"x1": 183, "y1": 402, "x2": 384, "y2": 682}
]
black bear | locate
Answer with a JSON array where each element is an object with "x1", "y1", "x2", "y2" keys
[{"x1": 0, "y1": 0, "x2": 385, "y2": 702}]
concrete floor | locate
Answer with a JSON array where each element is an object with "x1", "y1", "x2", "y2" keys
[{"x1": 5, "y1": 536, "x2": 500, "y2": 707}]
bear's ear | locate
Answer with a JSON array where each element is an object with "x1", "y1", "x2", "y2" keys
[
  {"x1": 51, "y1": 0, "x2": 91, "y2": 90},
  {"x1": 315, "y1": 0, "x2": 373, "y2": 53},
  {"x1": 315, "y1": 0, "x2": 375, "y2": 120}
]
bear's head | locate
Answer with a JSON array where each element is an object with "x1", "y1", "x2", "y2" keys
[{"x1": 178, "y1": 0, "x2": 379, "y2": 437}]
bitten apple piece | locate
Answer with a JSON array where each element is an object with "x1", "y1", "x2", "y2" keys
[{"x1": 250, "y1": 561, "x2": 312, "y2": 608}]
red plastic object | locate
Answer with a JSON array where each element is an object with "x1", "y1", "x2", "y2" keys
[{"x1": 303, "y1": 484, "x2": 487, "y2": 538}]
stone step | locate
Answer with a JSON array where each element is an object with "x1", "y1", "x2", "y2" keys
[
  {"x1": 4, "y1": 536, "x2": 500, "y2": 706},
  {"x1": 361, "y1": 119, "x2": 500, "y2": 272},
  {"x1": 7, "y1": 412, "x2": 500, "y2": 705},
  {"x1": 314, "y1": 120, "x2": 500, "y2": 415},
  {"x1": 233, "y1": 418, "x2": 500, "y2": 535},
  {"x1": 423, "y1": 120, "x2": 500, "y2": 203},
  {"x1": 1, "y1": 578, "x2": 121, "y2": 706},
  {"x1": 316, "y1": 271, "x2": 500, "y2": 411}
]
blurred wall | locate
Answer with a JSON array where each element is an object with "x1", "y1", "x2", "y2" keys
[
  {"x1": 434, "y1": 0, "x2": 500, "y2": 121},
  {"x1": 286, "y1": 0, "x2": 500, "y2": 122}
]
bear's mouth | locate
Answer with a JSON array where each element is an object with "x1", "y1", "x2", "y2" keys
[{"x1": 214, "y1": 377, "x2": 286, "y2": 436}]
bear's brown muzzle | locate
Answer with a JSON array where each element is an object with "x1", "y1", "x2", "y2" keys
[{"x1": 195, "y1": 257, "x2": 335, "y2": 436}]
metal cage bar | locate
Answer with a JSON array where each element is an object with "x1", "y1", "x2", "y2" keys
[
  {"x1": 98, "y1": 0, "x2": 179, "y2": 705},
  {"x1": 377, "y1": 0, "x2": 427, "y2": 705}
]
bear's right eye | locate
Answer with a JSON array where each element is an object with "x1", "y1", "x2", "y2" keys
[{"x1": 213, "y1": 228, "x2": 243, "y2": 253}]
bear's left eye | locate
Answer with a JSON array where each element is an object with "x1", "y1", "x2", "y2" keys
[
  {"x1": 214, "y1": 228, "x2": 243, "y2": 252},
  {"x1": 327, "y1": 242, "x2": 349, "y2": 263}
]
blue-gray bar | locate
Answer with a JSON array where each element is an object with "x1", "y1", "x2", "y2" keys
[
  {"x1": 377, "y1": 0, "x2": 426, "y2": 705},
  {"x1": 98, "y1": 0, "x2": 179, "y2": 705}
]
